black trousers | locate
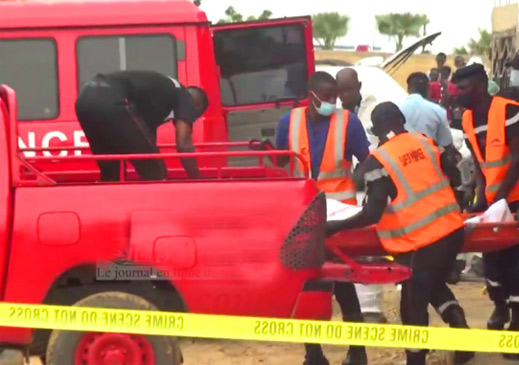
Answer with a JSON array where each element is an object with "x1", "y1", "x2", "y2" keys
[
  {"x1": 394, "y1": 228, "x2": 464, "y2": 328},
  {"x1": 484, "y1": 201, "x2": 519, "y2": 308},
  {"x1": 75, "y1": 79, "x2": 167, "y2": 181},
  {"x1": 305, "y1": 282, "x2": 364, "y2": 358}
]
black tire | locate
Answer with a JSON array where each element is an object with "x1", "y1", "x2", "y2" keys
[{"x1": 46, "y1": 292, "x2": 182, "y2": 365}]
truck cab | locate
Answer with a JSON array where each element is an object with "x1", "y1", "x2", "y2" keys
[{"x1": 0, "y1": 0, "x2": 314, "y2": 175}]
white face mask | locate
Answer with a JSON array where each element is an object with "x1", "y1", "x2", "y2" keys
[{"x1": 511, "y1": 70, "x2": 519, "y2": 87}]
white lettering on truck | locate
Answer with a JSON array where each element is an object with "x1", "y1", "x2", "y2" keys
[{"x1": 18, "y1": 130, "x2": 89, "y2": 158}]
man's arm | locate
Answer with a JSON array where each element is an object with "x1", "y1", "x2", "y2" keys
[
  {"x1": 326, "y1": 158, "x2": 391, "y2": 236},
  {"x1": 345, "y1": 113, "x2": 371, "y2": 163},
  {"x1": 175, "y1": 120, "x2": 200, "y2": 179},
  {"x1": 464, "y1": 141, "x2": 487, "y2": 211}
]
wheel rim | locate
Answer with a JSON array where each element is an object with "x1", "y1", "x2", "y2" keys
[{"x1": 75, "y1": 333, "x2": 155, "y2": 365}]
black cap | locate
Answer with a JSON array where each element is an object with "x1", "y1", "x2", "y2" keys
[
  {"x1": 452, "y1": 63, "x2": 487, "y2": 84},
  {"x1": 371, "y1": 102, "x2": 406, "y2": 126}
]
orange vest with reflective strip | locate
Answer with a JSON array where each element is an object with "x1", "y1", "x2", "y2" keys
[
  {"x1": 288, "y1": 107, "x2": 357, "y2": 205},
  {"x1": 462, "y1": 96, "x2": 519, "y2": 204},
  {"x1": 371, "y1": 133, "x2": 464, "y2": 254}
]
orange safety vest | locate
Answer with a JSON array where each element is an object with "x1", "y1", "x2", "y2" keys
[
  {"x1": 462, "y1": 96, "x2": 519, "y2": 204},
  {"x1": 288, "y1": 107, "x2": 357, "y2": 204},
  {"x1": 371, "y1": 133, "x2": 464, "y2": 254}
]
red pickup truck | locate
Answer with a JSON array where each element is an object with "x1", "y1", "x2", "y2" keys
[{"x1": 0, "y1": 85, "x2": 410, "y2": 364}]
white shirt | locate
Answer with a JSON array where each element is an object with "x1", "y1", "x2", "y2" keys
[{"x1": 399, "y1": 93, "x2": 453, "y2": 147}]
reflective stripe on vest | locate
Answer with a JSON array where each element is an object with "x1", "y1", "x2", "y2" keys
[
  {"x1": 289, "y1": 108, "x2": 304, "y2": 177},
  {"x1": 378, "y1": 203, "x2": 460, "y2": 239},
  {"x1": 379, "y1": 134, "x2": 449, "y2": 214},
  {"x1": 462, "y1": 96, "x2": 519, "y2": 203},
  {"x1": 288, "y1": 107, "x2": 355, "y2": 203},
  {"x1": 372, "y1": 132, "x2": 464, "y2": 252},
  {"x1": 479, "y1": 154, "x2": 512, "y2": 169}
]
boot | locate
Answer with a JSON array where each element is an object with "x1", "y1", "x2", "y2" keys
[
  {"x1": 503, "y1": 307, "x2": 519, "y2": 361},
  {"x1": 441, "y1": 305, "x2": 475, "y2": 364},
  {"x1": 487, "y1": 303, "x2": 510, "y2": 330},
  {"x1": 342, "y1": 346, "x2": 368, "y2": 365},
  {"x1": 303, "y1": 344, "x2": 329, "y2": 365},
  {"x1": 406, "y1": 350, "x2": 426, "y2": 365}
]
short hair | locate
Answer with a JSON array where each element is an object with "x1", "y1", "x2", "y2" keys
[
  {"x1": 440, "y1": 66, "x2": 452, "y2": 77},
  {"x1": 187, "y1": 86, "x2": 209, "y2": 111},
  {"x1": 308, "y1": 71, "x2": 337, "y2": 91},
  {"x1": 436, "y1": 52, "x2": 447, "y2": 60},
  {"x1": 452, "y1": 64, "x2": 488, "y2": 84},
  {"x1": 407, "y1": 72, "x2": 429, "y2": 87}
]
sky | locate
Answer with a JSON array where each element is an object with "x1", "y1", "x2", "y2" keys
[{"x1": 200, "y1": 0, "x2": 496, "y2": 53}]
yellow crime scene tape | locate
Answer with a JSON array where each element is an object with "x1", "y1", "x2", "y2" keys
[{"x1": 1, "y1": 302, "x2": 519, "y2": 354}]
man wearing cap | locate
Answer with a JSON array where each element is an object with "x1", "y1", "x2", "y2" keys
[
  {"x1": 326, "y1": 102, "x2": 474, "y2": 365},
  {"x1": 453, "y1": 64, "x2": 519, "y2": 355}
]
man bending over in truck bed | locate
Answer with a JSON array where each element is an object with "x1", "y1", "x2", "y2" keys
[{"x1": 75, "y1": 70, "x2": 209, "y2": 181}]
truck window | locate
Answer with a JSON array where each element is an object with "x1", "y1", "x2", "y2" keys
[
  {"x1": 214, "y1": 24, "x2": 308, "y2": 106},
  {"x1": 0, "y1": 39, "x2": 59, "y2": 121},
  {"x1": 77, "y1": 35, "x2": 178, "y2": 90}
]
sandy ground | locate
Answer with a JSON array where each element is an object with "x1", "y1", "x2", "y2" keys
[{"x1": 29, "y1": 280, "x2": 517, "y2": 365}]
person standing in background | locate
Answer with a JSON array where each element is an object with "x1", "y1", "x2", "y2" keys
[
  {"x1": 401, "y1": 72, "x2": 454, "y2": 151},
  {"x1": 429, "y1": 66, "x2": 458, "y2": 123},
  {"x1": 436, "y1": 52, "x2": 447, "y2": 69},
  {"x1": 429, "y1": 68, "x2": 440, "y2": 82},
  {"x1": 336, "y1": 67, "x2": 387, "y2": 325},
  {"x1": 455, "y1": 55, "x2": 467, "y2": 71}
]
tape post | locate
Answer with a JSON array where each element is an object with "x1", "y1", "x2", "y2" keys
[{"x1": 1, "y1": 302, "x2": 519, "y2": 354}]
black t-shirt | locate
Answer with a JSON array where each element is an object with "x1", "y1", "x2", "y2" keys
[{"x1": 101, "y1": 70, "x2": 198, "y2": 130}]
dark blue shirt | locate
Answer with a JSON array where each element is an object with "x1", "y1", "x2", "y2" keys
[{"x1": 276, "y1": 110, "x2": 370, "y2": 179}]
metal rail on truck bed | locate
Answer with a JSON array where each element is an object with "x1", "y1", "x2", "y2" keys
[
  {"x1": 1, "y1": 84, "x2": 412, "y2": 287},
  {"x1": 1, "y1": 85, "x2": 310, "y2": 186}
]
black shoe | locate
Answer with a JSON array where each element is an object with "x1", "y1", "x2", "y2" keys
[
  {"x1": 342, "y1": 346, "x2": 368, "y2": 365},
  {"x1": 303, "y1": 355, "x2": 330, "y2": 365},
  {"x1": 406, "y1": 351, "x2": 426, "y2": 365},
  {"x1": 503, "y1": 353, "x2": 519, "y2": 361},
  {"x1": 303, "y1": 344, "x2": 329, "y2": 365},
  {"x1": 487, "y1": 304, "x2": 510, "y2": 330},
  {"x1": 454, "y1": 351, "x2": 475, "y2": 364},
  {"x1": 441, "y1": 304, "x2": 469, "y2": 328}
]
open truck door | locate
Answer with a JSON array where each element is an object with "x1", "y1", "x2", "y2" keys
[{"x1": 212, "y1": 17, "x2": 315, "y2": 159}]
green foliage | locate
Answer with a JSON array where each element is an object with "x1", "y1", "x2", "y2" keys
[
  {"x1": 376, "y1": 13, "x2": 430, "y2": 52},
  {"x1": 312, "y1": 12, "x2": 350, "y2": 50},
  {"x1": 218, "y1": 6, "x2": 272, "y2": 24},
  {"x1": 453, "y1": 29, "x2": 491, "y2": 56}
]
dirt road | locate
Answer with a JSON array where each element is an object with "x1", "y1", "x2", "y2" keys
[{"x1": 30, "y1": 281, "x2": 515, "y2": 365}]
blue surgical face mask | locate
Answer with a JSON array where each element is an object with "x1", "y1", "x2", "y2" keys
[{"x1": 312, "y1": 92, "x2": 336, "y2": 116}]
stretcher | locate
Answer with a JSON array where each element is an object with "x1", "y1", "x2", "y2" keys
[{"x1": 327, "y1": 215, "x2": 519, "y2": 258}]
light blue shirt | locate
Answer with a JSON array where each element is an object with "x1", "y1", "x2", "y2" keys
[{"x1": 399, "y1": 93, "x2": 453, "y2": 147}]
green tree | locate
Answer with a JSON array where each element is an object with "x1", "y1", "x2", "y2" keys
[
  {"x1": 452, "y1": 29, "x2": 491, "y2": 56},
  {"x1": 218, "y1": 7, "x2": 272, "y2": 23},
  {"x1": 312, "y1": 12, "x2": 350, "y2": 50},
  {"x1": 376, "y1": 13, "x2": 429, "y2": 52},
  {"x1": 453, "y1": 46, "x2": 469, "y2": 55},
  {"x1": 193, "y1": 0, "x2": 201, "y2": 6}
]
